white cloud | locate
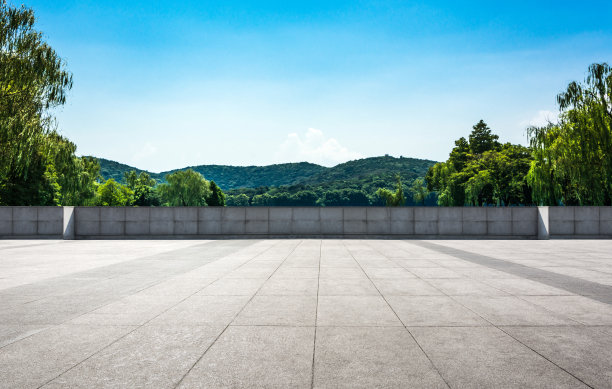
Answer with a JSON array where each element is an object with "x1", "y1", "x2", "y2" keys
[
  {"x1": 521, "y1": 110, "x2": 559, "y2": 127},
  {"x1": 276, "y1": 128, "x2": 363, "y2": 167}
]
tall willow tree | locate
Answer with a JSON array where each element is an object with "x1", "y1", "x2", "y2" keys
[
  {"x1": 158, "y1": 169, "x2": 212, "y2": 206},
  {"x1": 527, "y1": 63, "x2": 612, "y2": 205},
  {"x1": 0, "y1": 1, "x2": 96, "y2": 205}
]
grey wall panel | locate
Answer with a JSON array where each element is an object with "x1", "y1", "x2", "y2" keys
[
  {"x1": 600, "y1": 207, "x2": 612, "y2": 236},
  {"x1": 574, "y1": 207, "x2": 599, "y2": 235},
  {"x1": 549, "y1": 207, "x2": 574, "y2": 235},
  {"x1": 487, "y1": 207, "x2": 512, "y2": 236},
  {"x1": 366, "y1": 208, "x2": 390, "y2": 234},
  {"x1": 415, "y1": 207, "x2": 438, "y2": 235},
  {"x1": 390, "y1": 208, "x2": 414, "y2": 235},
  {"x1": 462, "y1": 208, "x2": 487, "y2": 235},
  {"x1": 439, "y1": 208, "x2": 462, "y2": 235},
  {"x1": 13, "y1": 207, "x2": 37, "y2": 235},
  {"x1": 0, "y1": 207, "x2": 12, "y2": 235},
  {"x1": 100, "y1": 207, "x2": 125, "y2": 236},
  {"x1": 320, "y1": 208, "x2": 343, "y2": 234}
]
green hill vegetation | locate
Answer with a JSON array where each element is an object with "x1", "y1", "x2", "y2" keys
[
  {"x1": 96, "y1": 156, "x2": 434, "y2": 190},
  {"x1": 160, "y1": 162, "x2": 327, "y2": 189},
  {"x1": 94, "y1": 155, "x2": 438, "y2": 206}
]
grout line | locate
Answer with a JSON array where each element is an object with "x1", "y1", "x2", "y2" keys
[{"x1": 310, "y1": 239, "x2": 322, "y2": 389}]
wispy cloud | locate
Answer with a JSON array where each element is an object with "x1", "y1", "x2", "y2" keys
[
  {"x1": 276, "y1": 128, "x2": 363, "y2": 167},
  {"x1": 521, "y1": 110, "x2": 559, "y2": 127}
]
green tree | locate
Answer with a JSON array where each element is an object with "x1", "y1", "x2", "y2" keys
[
  {"x1": 124, "y1": 170, "x2": 160, "y2": 206},
  {"x1": 206, "y1": 180, "x2": 225, "y2": 206},
  {"x1": 158, "y1": 169, "x2": 211, "y2": 206},
  {"x1": 449, "y1": 137, "x2": 471, "y2": 171},
  {"x1": 427, "y1": 121, "x2": 532, "y2": 206},
  {"x1": 0, "y1": 1, "x2": 98, "y2": 206},
  {"x1": 376, "y1": 175, "x2": 406, "y2": 206},
  {"x1": 528, "y1": 63, "x2": 612, "y2": 205},
  {"x1": 410, "y1": 177, "x2": 429, "y2": 205},
  {"x1": 290, "y1": 190, "x2": 318, "y2": 206},
  {"x1": 0, "y1": 1, "x2": 74, "y2": 205},
  {"x1": 226, "y1": 193, "x2": 250, "y2": 206},
  {"x1": 469, "y1": 120, "x2": 500, "y2": 155},
  {"x1": 95, "y1": 179, "x2": 133, "y2": 206},
  {"x1": 251, "y1": 193, "x2": 272, "y2": 206}
]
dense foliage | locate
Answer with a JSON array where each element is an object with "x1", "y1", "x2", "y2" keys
[
  {"x1": 527, "y1": 63, "x2": 612, "y2": 205},
  {"x1": 158, "y1": 169, "x2": 211, "y2": 206},
  {"x1": 426, "y1": 120, "x2": 533, "y2": 206},
  {"x1": 376, "y1": 175, "x2": 406, "y2": 206},
  {"x1": 0, "y1": 1, "x2": 99, "y2": 205},
  {"x1": 225, "y1": 173, "x2": 437, "y2": 206},
  {"x1": 97, "y1": 155, "x2": 438, "y2": 207}
]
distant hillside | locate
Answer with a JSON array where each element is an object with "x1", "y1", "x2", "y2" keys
[
  {"x1": 95, "y1": 158, "x2": 158, "y2": 183},
  {"x1": 159, "y1": 163, "x2": 327, "y2": 189},
  {"x1": 94, "y1": 158, "x2": 327, "y2": 189},
  {"x1": 94, "y1": 155, "x2": 437, "y2": 190},
  {"x1": 299, "y1": 156, "x2": 434, "y2": 185}
]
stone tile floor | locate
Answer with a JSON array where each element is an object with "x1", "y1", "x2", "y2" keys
[{"x1": 1, "y1": 239, "x2": 612, "y2": 388}]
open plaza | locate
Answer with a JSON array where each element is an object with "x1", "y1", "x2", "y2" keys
[{"x1": 1, "y1": 239, "x2": 612, "y2": 388}]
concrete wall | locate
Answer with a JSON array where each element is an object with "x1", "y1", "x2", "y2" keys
[
  {"x1": 1, "y1": 206, "x2": 611, "y2": 239},
  {"x1": 73, "y1": 206, "x2": 539, "y2": 238},
  {"x1": 0, "y1": 206, "x2": 64, "y2": 238},
  {"x1": 548, "y1": 206, "x2": 612, "y2": 238}
]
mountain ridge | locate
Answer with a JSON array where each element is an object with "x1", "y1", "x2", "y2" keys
[{"x1": 94, "y1": 155, "x2": 437, "y2": 190}]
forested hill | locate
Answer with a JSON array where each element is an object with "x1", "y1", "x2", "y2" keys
[
  {"x1": 94, "y1": 156, "x2": 436, "y2": 190},
  {"x1": 299, "y1": 156, "x2": 435, "y2": 185},
  {"x1": 96, "y1": 158, "x2": 155, "y2": 183},
  {"x1": 160, "y1": 163, "x2": 326, "y2": 189}
]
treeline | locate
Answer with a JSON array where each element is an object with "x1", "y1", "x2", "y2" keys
[
  {"x1": 426, "y1": 63, "x2": 612, "y2": 206},
  {"x1": 224, "y1": 175, "x2": 436, "y2": 206},
  {"x1": 93, "y1": 170, "x2": 225, "y2": 207}
]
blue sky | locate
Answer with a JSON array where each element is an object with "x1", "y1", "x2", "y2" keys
[{"x1": 28, "y1": 0, "x2": 612, "y2": 171}]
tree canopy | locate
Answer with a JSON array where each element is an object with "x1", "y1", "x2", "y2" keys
[
  {"x1": 527, "y1": 63, "x2": 612, "y2": 205},
  {"x1": 158, "y1": 169, "x2": 211, "y2": 206},
  {"x1": 426, "y1": 121, "x2": 533, "y2": 206},
  {"x1": 0, "y1": 1, "x2": 98, "y2": 206}
]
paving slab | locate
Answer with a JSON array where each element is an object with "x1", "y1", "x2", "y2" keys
[
  {"x1": 43, "y1": 325, "x2": 223, "y2": 388},
  {"x1": 453, "y1": 295, "x2": 578, "y2": 326},
  {"x1": 150, "y1": 295, "x2": 251, "y2": 326},
  {"x1": 318, "y1": 278, "x2": 379, "y2": 296},
  {"x1": 258, "y1": 277, "x2": 318, "y2": 295},
  {"x1": 387, "y1": 296, "x2": 489, "y2": 326},
  {"x1": 502, "y1": 326, "x2": 612, "y2": 389},
  {"x1": 233, "y1": 295, "x2": 317, "y2": 326},
  {"x1": 313, "y1": 326, "x2": 448, "y2": 388},
  {"x1": 0, "y1": 324, "x2": 135, "y2": 389},
  {"x1": 317, "y1": 296, "x2": 402, "y2": 326},
  {"x1": 410, "y1": 326, "x2": 589, "y2": 389},
  {"x1": 522, "y1": 295, "x2": 612, "y2": 325},
  {"x1": 177, "y1": 326, "x2": 314, "y2": 388}
]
